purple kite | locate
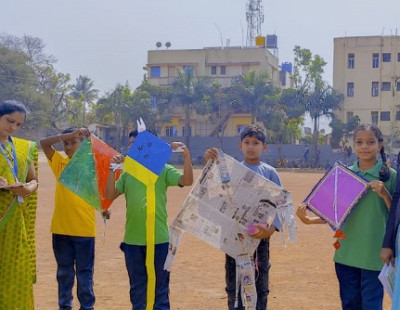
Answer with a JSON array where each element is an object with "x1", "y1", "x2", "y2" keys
[{"x1": 303, "y1": 162, "x2": 369, "y2": 230}]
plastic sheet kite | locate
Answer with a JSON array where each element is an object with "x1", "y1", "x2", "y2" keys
[
  {"x1": 59, "y1": 134, "x2": 120, "y2": 211},
  {"x1": 303, "y1": 161, "x2": 369, "y2": 236},
  {"x1": 123, "y1": 123, "x2": 172, "y2": 310}
]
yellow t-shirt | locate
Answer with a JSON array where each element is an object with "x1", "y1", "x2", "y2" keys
[{"x1": 49, "y1": 151, "x2": 96, "y2": 237}]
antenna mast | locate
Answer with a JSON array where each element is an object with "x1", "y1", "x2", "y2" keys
[{"x1": 246, "y1": 0, "x2": 264, "y2": 46}]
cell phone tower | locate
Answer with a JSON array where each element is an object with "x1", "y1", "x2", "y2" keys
[{"x1": 246, "y1": 0, "x2": 264, "y2": 46}]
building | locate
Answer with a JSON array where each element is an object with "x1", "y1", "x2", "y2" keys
[
  {"x1": 144, "y1": 45, "x2": 291, "y2": 137},
  {"x1": 333, "y1": 36, "x2": 400, "y2": 148}
]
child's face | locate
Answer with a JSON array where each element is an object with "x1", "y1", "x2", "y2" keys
[
  {"x1": 62, "y1": 137, "x2": 82, "y2": 158},
  {"x1": 354, "y1": 130, "x2": 381, "y2": 163},
  {"x1": 239, "y1": 135, "x2": 266, "y2": 164}
]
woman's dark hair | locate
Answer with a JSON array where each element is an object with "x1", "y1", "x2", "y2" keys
[
  {"x1": 0, "y1": 100, "x2": 28, "y2": 119},
  {"x1": 353, "y1": 124, "x2": 391, "y2": 182}
]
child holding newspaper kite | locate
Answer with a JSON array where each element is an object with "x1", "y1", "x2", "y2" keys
[
  {"x1": 297, "y1": 124, "x2": 396, "y2": 310},
  {"x1": 105, "y1": 127, "x2": 193, "y2": 310},
  {"x1": 40, "y1": 127, "x2": 96, "y2": 310},
  {"x1": 204, "y1": 124, "x2": 283, "y2": 310}
]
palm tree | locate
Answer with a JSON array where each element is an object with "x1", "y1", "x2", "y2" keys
[{"x1": 71, "y1": 75, "x2": 99, "y2": 125}]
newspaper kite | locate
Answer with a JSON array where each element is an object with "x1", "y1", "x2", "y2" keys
[
  {"x1": 123, "y1": 119, "x2": 172, "y2": 310},
  {"x1": 165, "y1": 151, "x2": 296, "y2": 310},
  {"x1": 303, "y1": 161, "x2": 369, "y2": 230},
  {"x1": 59, "y1": 134, "x2": 120, "y2": 211}
]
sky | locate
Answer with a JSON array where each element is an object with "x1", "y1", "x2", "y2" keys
[{"x1": 2, "y1": 0, "x2": 400, "y2": 130}]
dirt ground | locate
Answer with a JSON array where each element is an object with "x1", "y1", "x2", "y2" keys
[{"x1": 33, "y1": 155, "x2": 392, "y2": 310}]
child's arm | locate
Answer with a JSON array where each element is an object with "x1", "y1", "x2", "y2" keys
[
  {"x1": 105, "y1": 154, "x2": 124, "y2": 201},
  {"x1": 40, "y1": 127, "x2": 90, "y2": 161},
  {"x1": 296, "y1": 204, "x2": 325, "y2": 225},
  {"x1": 171, "y1": 142, "x2": 193, "y2": 187},
  {"x1": 368, "y1": 180, "x2": 392, "y2": 210}
]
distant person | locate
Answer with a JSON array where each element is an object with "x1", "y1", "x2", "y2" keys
[
  {"x1": 40, "y1": 127, "x2": 96, "y2": 310},
  {"x1": 0, "y1": 100, "x2": 39, "y2": 309},
  {"x1": 105, "y1": 133, "x2": 193, "y2": 309},
  {"x1": 297, "y1": 124, "x2": 396, "y2": 310},
  {"x1": 303, "y1": 145, "x2": 309, "y2": 162},
  {"x1": 204, "y1": 124, "x2": 282, "y2": 310}
]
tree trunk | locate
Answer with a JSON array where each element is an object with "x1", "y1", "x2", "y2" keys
[
  {"x1": 184, "y1": 104, "x2": 190, "y2": 148},
  {"x1": 312, "y1": 116, "x2": 319, "y2": 167}
]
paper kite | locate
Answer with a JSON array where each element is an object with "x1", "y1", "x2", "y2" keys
[
  {"x1": 303, "y1": 161, "x2": 369, "y2": 230},
  {"x1": 59, "y1": 134, "x2": 120, "y2": 211},
  {"x1": 123, "y1": 122, "x2": 172, "y2": 310}
]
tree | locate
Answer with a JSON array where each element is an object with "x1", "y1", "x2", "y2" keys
[
  {"x1": 71, "y1": 75, "x2": 99, "y2": 125},
  {"x1": 233, "y1": 70, "x2": 277, "y2": 123},
  {"x1": 293, "y1": 46, "x2": 344, "y2": 165},
  {"x1": 330, "y1": 115, "x2": 360, "y2": 148},
  {"x1": 173, "y1": 68, "x2": 213, "y2": 147}
]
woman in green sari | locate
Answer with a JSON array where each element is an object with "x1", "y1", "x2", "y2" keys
[{"x1": 0, "y1": 100, "x2": 38, "y2": 309}]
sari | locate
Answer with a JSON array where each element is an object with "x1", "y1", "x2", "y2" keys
[{"x1": 0, "y1": 137, "x2": 38, "y2": 309}]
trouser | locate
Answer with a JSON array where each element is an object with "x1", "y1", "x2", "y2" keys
[
  {"x1": 226, "y1": 239, "x2": 270, "y2": 310},
  {"x1": 52, "y1": 234, "x2": 95, "y2": 310},
  {"x1": 120, "y1": 242, "x2": 170, "y2": 310},
  {"x1": 335, "y1": 262, "x2": 383, "y2": 310}
]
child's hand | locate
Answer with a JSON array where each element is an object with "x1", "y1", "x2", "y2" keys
[
  {"x1": 73, "y1": 128, "x2": 90, "y2": 139},
  {"x1": 381, "y1": 247, "x2": 394, "y2": 265},
  {"x1": 247, "y1": 223, "x2": 276, "y2": 239},
  {"x1": 170, "y1": 142, "x2": 187, "y2": 153},
  {"x1": 203, "y1": 148, "x2": 219, "y2": 163},
  {"x1": 368, "y1": 180, "x2": 389, "y2": 198},
  {"x1": 111, "y1": 154, "x2": 124, "y2": 164},
  {"x1": 296, "y1": 204, "x2": 311, "y2": 224},
  {"x1": 296, "y1": 204, "x2": 325, "y2": 224}
]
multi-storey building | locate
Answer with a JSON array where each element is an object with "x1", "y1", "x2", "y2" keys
[
  {"x1": 144, "y1": 46, "x2": 290, "y2": 137},
  {"x1": 333, "y1": 36, "x2": 400, "y2": 147}
]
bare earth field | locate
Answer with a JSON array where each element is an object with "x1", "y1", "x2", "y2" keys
[{"x1": 33, "y1": 157, "x2": 391, "y2": 310}]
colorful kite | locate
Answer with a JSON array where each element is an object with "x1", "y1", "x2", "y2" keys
[
  {"x1": 59, "y1": 134, "x2": 120, "y2": 211},
  {"x1": 303, "y1": 161, "x2": 369, "y2": 247},
  {"x1": 123, "y1": 127, "x2": 172, "y2": 310}
]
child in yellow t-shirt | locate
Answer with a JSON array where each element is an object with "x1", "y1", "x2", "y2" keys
[{"x1": 40, "y1": 127, "x2": 96, "y2": 310}]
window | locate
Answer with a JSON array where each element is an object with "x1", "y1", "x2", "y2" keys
[
  {"x1": 398, "y1": 52, "x2": 400, "y2": 62},
  {"x1": 182, "y1": 126, "x2": 192, "y2": 137},
  {"x1": 372, "y1": 53, "x2": 379, "y2": 68},
  {"x1": 381, "y1": 82, "x2": 391, "y2": 91},
  {"x1": 183, "y1": 65, "x2": 193, "y2": 76},
  {"x1": 347, "y1": 54, "x2": 355, "y2": 69},
  {"x1": 397, "y1": 81, "x2": 400, "y2": 91},
  {"x1": 211, "y1": 66, "x2": 217, "y2": 75},
  {"x1": 381, "y1": 111, "x2": 390, "y2": 121},
  {"x1": 396, "y1": 110, "x2": 400, "y2": 121},
  {"x1": 165, "y1": 126, "x2": 178, "y2": 137},
  {"x1": 371, "y1": 82, "x2": 379, "y2": 97},
  {"x1": 220, "y1": 66, "x2": 226, "y2": 75},
  {"x1": 371, "y1": 111, "x2": 378, "y2": 126},
  {"x1": 150, "y1": 66, "x2": 161, "y2": 78},
  {"x1": 382, "y1": 53, "x2": 391, "y2": 62},
  {"x1": 347, "y1": 82, "x2": 354, "y2": 97}
]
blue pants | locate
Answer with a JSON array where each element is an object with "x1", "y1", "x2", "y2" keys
[
  {"x1": 120, "y1": 242, "x2": 170, "y2": 310},
  {"x1": 52, "y1": 234, "x2": 95, "y2": 310},
  {"x1": 225, "y1": 239, "x2": 270, "y2": 310},
  {"x1": 335, "y1": 262, "x2": 383, "y2": 310}
]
